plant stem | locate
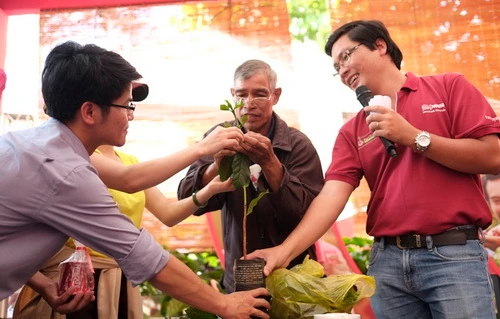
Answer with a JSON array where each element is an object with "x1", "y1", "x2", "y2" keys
[{"x1": 242, "y1": 185, "x2": 248, "y2": 259}]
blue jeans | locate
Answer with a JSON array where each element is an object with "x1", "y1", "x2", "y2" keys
[{"x1": 368, "y1": 238, "x2": 495, "y2": 319}]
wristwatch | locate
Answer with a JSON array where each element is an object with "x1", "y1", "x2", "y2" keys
[{"x1": 414, "y1": 131, "x2": 431, "y2": 152}]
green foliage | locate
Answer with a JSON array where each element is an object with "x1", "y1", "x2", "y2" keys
[
  {"x1": 218, "y1": 99, "x2": 270, "y2": 257},
  {"x1": 342, "y1": 236, "x2": 373, "y2": 275},
  {"x1": 287, "y1": 0, "x2": 331, "y2": 46},
  {"x1": 220, "y1": 99, "x2": 246, "y2": 129},
  {"x1": 140, "y1": 250, "x2": 223, "y2": 317},
  {"x1": 185, "y1": 307, "x2": 219, "y2": 319},
  {"x1": 247, "y1": 190, "x2": 270, "y2": 216},
  {"x1": 230, "y1": 153, "x2": 252, "y2": 189},
  {"x1": 218, "y1": 155, "x2": 234, "y2": 181},
  {"x1": 218, "y1": 99, "x2": 271, "y2": 210},
  {"x1": 218, "y1": 100, "x2": 250, "y2": 189}
]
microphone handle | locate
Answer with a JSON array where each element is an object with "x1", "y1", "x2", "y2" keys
[
  {"x1": 356, "y1": 87, "x2": 398, "y2": 157},
  {"x1": 380, "y1": 136, "x2": 397, "y2": 158}
]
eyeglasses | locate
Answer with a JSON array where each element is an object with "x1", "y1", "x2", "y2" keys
[
  {"x1": 333, "y1": 44, "x2": 362, "y2": 77},
  {"x1": 235, "y1": 91, "x2": 274, "y2": 107},
  {"x1": 109, "y1": 102, "x2": 136, "y2": 115}
]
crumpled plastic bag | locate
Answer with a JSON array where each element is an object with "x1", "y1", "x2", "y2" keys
[
  {"x1": 58, "y1": 240, "x2": 95, "y2": 294},
  {"x1": 266, "y1": 256, "x2": 375, "y2": 319}
]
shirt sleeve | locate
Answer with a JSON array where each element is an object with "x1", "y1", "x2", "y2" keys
[
  {"x1": 445, "y1": 73, "x2": 500, "y2": 139},
  {"x1": 325, "y1": 120, "x2": 365, "y2": 188},
  {"x1": 264, "y1": 129, "x2": 324, "y2": 227},
  {"x1": 39, "y1": 164, "x2": 170, "y2": 285}
]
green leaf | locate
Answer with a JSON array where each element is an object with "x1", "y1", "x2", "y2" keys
[
  {"x1": 230, "y1": 153, "x2": 251, "y2": 189},
  {"x1": 220, "y1": 100, "x2": 233, "y2": 111},
  {"x1": 240, "y1": 114, "x2": 248, "y2": 126},
  {"x1": 218, "y1": 156, "x2": 234, "y2": 181},
  {"x1": 247, "y1": 190, "x2": 270, "y2": 215},
  {"x1": 234, "y1": 99, "x2": 244, "y2": 109}
]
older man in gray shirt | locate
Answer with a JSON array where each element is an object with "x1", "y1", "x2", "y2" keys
[{"x1": 0, "y1": 41, "x2": 269, "y2": 319}]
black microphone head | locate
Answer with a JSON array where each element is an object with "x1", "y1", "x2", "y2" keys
[{"x1": 355, "y1": 85, "x2": 373, "y2": 107}]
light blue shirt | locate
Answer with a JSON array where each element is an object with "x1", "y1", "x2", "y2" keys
[{"x1": 0, "y1": 118, "x2": 169, "y2": 299}]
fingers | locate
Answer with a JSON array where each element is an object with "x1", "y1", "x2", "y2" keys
[
  {"x1": 250, "y1": 287, "x2": 270, "y2": 298},
  {"x1": 250, "y1": 308, "x2": 270, "y2": 319},
  {"x1": 262, "y1": 264, "x2": 273, "y2": 277},
  {"x1": 235, "y1": 289, "x2": 271, "y2": 319},
  {"x1": 217, "y1": 178, "x2": 235, "y2": 192},
  {"x1": 238, "y1": 135, "x2": 272, "y2": 163},
  {"x1": 364, "y1": 104, "x2": 391, "y2": 114},
  {"x1": 218, "y1": 126, "x2": 244, "y2": 141},
  {"x1": 205, "y1": 127, "x2": 244, "y2": 155},
  {"x1": 216, "y1": 149, "x2": 237, "y2": 157},
  {"x1": 54, "y1": 290, "x2": 95, "y2": 314},
  {"x1": 370, "y1": 120, "x2": 381, "y2": 132},
  {"x1": 246, "y1": 252, "x2": 274, "y2": 276}
]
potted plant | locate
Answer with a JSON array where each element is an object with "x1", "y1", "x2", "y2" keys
[{"x1": 218, "y1": 100, "x2": 269, "y2": 291}]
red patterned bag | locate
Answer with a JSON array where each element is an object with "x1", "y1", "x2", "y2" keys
[{"x1": 58, "y1": 240, "x2": 95, "y2": 294}]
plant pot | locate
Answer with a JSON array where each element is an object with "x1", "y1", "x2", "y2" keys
[
  {"x1": 234, "y1": 259, "x2": 270, "y2": 318},
  {"x1": 234, "y1": 259, "x2": 266, "y2": 291}
]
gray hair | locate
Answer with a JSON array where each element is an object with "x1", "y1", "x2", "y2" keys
[{"x1": 233, "y1": 59, "x2": 277, "y2": 90}]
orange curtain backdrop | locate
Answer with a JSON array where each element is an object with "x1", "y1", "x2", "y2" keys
[
  {"x1": 328, "y1": 0, "x2": 500, "y2": 100},
  {"x1": 39, "y1": 0, "x2": 293, "y2": 66}
]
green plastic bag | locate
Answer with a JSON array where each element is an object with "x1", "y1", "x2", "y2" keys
[{"x1": 266, "y1": 256, "x2": 375, "y2": 319}]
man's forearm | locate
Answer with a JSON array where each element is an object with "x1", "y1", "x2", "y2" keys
[
  {"x1": 261, "y1": 157, "x2": 284, "y2": 192},
  {"x1": 150, "y1": 257, "x2": 228, "y2": 316}
]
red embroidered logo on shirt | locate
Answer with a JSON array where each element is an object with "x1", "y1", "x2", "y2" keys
[{"x1": 357, "y1": 133, "x2": 376, "y2": 148}]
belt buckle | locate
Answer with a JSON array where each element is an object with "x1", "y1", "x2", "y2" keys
[{"x1": 396, "y1": 234, "x2": 422, "y2": 249}]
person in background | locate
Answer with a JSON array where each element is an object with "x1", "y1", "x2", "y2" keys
[
  {"x1": 177, "y1": 59, "x2": 324, "y2": 292},
  {"x1": 485, "y1": 174, "x2": 500, "y2": 222},
  {"x1": 481, "y1": 173, "x2": 500, "y2": 319},
  {"x1": 247, "y1": 20, "x2": 500, "y2": 319},
  {"x1": 483, "y1": 174, "x2": 500, "y2": 252},
  {"x1": 0, "y1": 40, "x2": 269, "y2": 319}
]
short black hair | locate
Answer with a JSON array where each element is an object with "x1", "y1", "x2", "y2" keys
[
  {"x1": 324, "y1": 20, "x2": 403, "y2": 70},
  {"x1": 483, "y1": 174, "x2": 500, "y2": 203},
  {"x1": 42, "y1": 41, "x2": 142, "y2": 122}
]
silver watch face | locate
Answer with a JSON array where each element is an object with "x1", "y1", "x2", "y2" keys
[{"x1": 417, "y1": 134, "x2": 431, "y2": 147}]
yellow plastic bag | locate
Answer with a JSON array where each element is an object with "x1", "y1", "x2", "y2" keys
[{"x1": 266, "y1": 256, "x2": 375, "y2": 319}]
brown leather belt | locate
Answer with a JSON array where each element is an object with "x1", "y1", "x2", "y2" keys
[{"x1": 375, "y1": 227, "x2": 479, "y2": 249}]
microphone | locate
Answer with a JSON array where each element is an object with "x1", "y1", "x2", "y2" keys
[{"x1": 355, "y1": 85, "x2": 398, "y2": 158}]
